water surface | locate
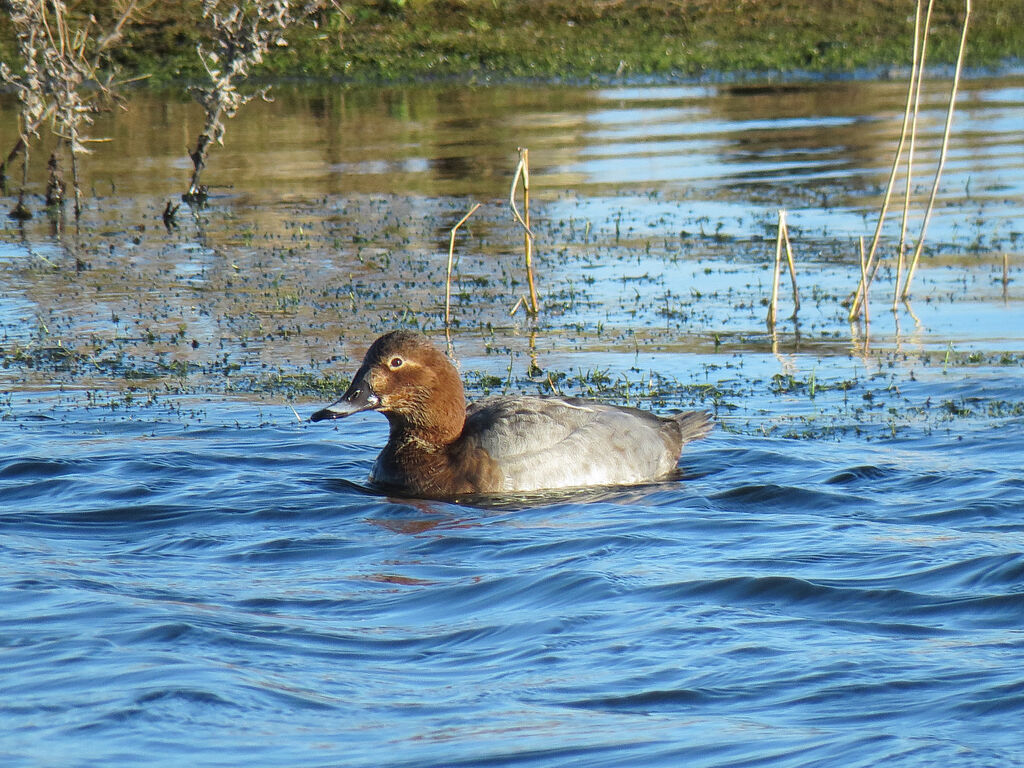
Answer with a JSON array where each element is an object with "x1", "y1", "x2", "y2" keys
[{"x1": 2, "y1": 76, "x2": 1023, "y2": 767}]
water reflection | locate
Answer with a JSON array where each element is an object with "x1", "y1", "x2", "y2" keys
[
  {"x1": 1, "y1": 77, "x2": 1019, "y2": 209},
  {"x1": 1, "y1": 76, "x2": 1022, "y2": 392}
]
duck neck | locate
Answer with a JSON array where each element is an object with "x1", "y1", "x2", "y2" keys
[
  {"x1": 387, "y1": 412, "x2": 463, "y2": 450},
  {"x1": 387, "y1": 384, "x2": 466, "y2": 449}
]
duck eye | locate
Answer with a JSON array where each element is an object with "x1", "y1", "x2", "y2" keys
[{"x1": 388, "y1": 356, "x2": 404, "y2": 369}]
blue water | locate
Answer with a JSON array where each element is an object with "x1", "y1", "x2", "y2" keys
[
  {"x1": 3, "y1": 392, "x2": 1023, "y2": 767},
  {"x1": 3, "y1": 74, "x2": 1024, "y2": 766}
]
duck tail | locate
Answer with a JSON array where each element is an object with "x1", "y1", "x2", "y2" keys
[{"x1": 672, "y1": 410, "x2": 713, "y2": 443}]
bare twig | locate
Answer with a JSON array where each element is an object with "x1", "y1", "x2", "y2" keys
[
  {"x1": 1, "y1": 0, "x2": 144, "y2": 216},
  {"x1": 45, "y1": 148, "x2": 65, "y2": 206},
  {"x1": 185, "y1": 1, "x2": 327, "y2": 202}
]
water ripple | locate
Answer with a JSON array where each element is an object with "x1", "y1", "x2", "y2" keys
[{"x1": 4, "y1": 73, "x2": 1024, "y2": 767}]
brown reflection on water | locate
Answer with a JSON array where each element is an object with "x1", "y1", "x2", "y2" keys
[
  {"x1": 3, "y1": 77, "x2": 1018, "y2": 210},
  {"x1": 0, "y1": 86, "x2": 601, "y2": 202},
  {"x1": 1, "y1": 77, "x2": 1022, "y2": 395}
]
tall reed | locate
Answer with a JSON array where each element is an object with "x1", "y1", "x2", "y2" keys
[
  {"x1": 444, "y1": 202, "x2": 482, "y2": 326},
  {"x1": 849, "y1": 0, "x2": 970, "y2": 316},
  {"x1": 510, "y1": 147, "x2": 540, "y2": 316},
  {"x1": 848, "y1": 0, "x2": 929, "y2": 321},
  {"x1": 901, "y1": 0, "x2": 971, "y2": 300}
]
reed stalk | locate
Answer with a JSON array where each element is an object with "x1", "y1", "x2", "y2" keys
[
  {"x1": 510, "y1": 147, "x2": 539, "y2": 316},
  {"x1": 780, "y1": 211, "x2": 800, "y2": 317},
  {"x1": 848, "y1": 0, "x2": 926, "y2": 321},
  {"x1": 893, "y1": 0, "x2": 934, "y2": 311},
  {"x1": 858, "y1": 235, "x2": 870, "y2": 328},
  {"x1": 767, "y1": 209, "x2": 785, "y2": 326},
  {"x1": 444, "y1": 202, "x2": 482, "y2": 326},
  {"x1": 901, "y1": 0, "x2": 971, "y2": 300}
]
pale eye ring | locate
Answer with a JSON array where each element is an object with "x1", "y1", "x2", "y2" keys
[{"x1": 388, "y1": 356, "x2": 404, "y2": 369}]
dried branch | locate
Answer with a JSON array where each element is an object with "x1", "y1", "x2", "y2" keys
[
  {"x1": 1, "y1": 0, "x2": 145, "y2": 217},
  {"x1": 184, "y1": 1, "x2": 327, "y2": 202}
]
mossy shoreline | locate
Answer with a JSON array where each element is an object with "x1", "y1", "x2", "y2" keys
[{"x1": 2, "y1": 0, "x2": 1021, "y2": 86}]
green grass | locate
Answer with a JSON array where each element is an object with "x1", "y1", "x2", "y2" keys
[{"x1": 2, "y1": 0, "x2": 1020, "y2": 84}]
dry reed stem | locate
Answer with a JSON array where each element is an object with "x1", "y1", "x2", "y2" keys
[
  {"x1": 767, "y1": 209, "x2": 785, "y2": 326},
  {"x1": 780, "y1": 212, "x2": 800, "y2": 317},
  {"x1": 858, "y1": 235, "x2": 870, "y2": 328},
  {"x1": 523, "y1": 149, "x2": 537, "y2": 314},
  {"x1": 848, "y1": 0, "x2": 925, "y2": 321},
  {"x1": 894, "y1": 0, "x2": 935, "y2": 311},
  {"x1": 509, "y1": 147, "x2": 539, "y2": 316},
  {"x1": 444, "y1": 202, "x2": 482, "y2": 326},
  {"x1": 901, "y1": 0, "x2": 971, "y2": 300}
]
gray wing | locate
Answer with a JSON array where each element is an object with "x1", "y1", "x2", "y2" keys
[{"x1": 464, "y1": 396, "x2": 706, "y2": 492}]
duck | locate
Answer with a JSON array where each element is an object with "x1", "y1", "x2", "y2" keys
[{"x1": 311, "y1": 330, "x2": 711, "y2": 499}]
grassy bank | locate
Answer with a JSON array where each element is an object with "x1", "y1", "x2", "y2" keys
[{"x1": 2, "y1": 0, "x2": 1021, "y2": 84}]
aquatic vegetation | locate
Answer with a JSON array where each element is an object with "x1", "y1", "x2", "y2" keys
[
  {"x1": 1, "y1": 77, "x2": 1020, "y2": 448},
  {"x1": 509, "y1": 147, "x2": 539, "y2": 317},
  {"x1": 849, "y1": 0, "x2": 971, "y2": 318}
]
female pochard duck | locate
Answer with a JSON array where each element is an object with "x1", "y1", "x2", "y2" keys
[{"x1": 311, "y1": 330, "x2": 711, "y2": 499}]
